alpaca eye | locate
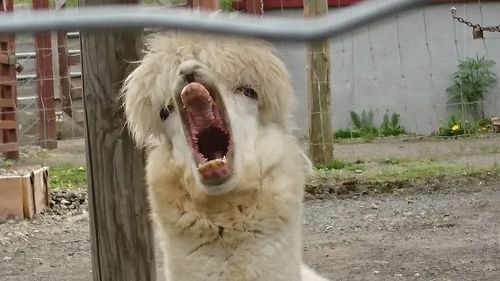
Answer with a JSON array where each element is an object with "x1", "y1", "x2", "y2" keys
[
  {"x1": 235, "y1": 85, "x2": 257, "y2": 100},
  {"x1": 160, "y1": 101, "x2": 174, "y2": 121}
]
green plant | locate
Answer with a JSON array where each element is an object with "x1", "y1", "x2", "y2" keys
[
  {"x1": 50, "y1": 165, "x2": 87, "y2": 190},
  {"x1": 380, "y1": 112, "x2": 406, "y2": 137},
  {"x1": 334, "y1": 129, "x2": 361, "y2": 139},
  {"x1": 336, "y1": 110, "x2": 406, "y2": 140},
  {"x1": 350, "y1": 110, "x2": 377, "y2": 134},
  {"x1": 220, "y1": 0, "x2": 234, "y2": 11},
  {"x1": 476, "y1": 118, "x2": 493, "y2": 133},
  {"x1": 446, "y1": 56, "x2": 498, "y2": 120},
  {"x1": 438, "y1": 114, "x2": 485, "y2": 137}
]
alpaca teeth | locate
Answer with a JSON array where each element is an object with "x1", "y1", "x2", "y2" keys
[
  {"x1": 222, "y1": 155, "x2": 226, "y2": 164},
  {"x1": 197, "y1": 158, "x2": 226, "y2": 172}
]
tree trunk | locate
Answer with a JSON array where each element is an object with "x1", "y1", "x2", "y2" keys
[
  {"x1": 304, "y1": 0, "x2": 334, "y2": 165},
  {"x1": 79, "y1": 0, "x2": 156, "y2": 280}
]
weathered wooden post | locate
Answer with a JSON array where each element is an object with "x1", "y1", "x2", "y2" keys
[
  {"x1": 0, "y1": 0, "x2": 19, "y2": 160},
  {"x1": 55, "y1": 0, "x2": 73, "y2": 119},
  {"x1": 33, "y1": 0, "x2": 57, "y2": 149},
  {"x1": 80, "y1": 0, "x2": 156, "y2": 279},
  {"x1": 304, "y1": 0, "x2": 334, "y2": 165}
]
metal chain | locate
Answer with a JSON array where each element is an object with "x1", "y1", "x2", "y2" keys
[
  {"x1": 450, "y1": 7, "x2": 500, "y2": 32},
  {"x1": 259, "y1": 0, "x2": 264, "y2": 18}
]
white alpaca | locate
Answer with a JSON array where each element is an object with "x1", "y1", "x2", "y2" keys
[{"x1": 123, "y1": 32, "x2": 328, "y2": 281}]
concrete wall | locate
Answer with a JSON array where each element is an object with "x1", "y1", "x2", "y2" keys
[{"x1": 267, "y1": 3, "x2": 500, "y2": 135}]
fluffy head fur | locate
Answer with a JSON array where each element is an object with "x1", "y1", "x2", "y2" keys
[{"x1": 123, "y1": 32, "x2": 327, "y2": 281}]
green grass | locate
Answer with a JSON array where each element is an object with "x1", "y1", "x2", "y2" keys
[
  {"x1": 316, "y1": 159, "x2": 365, "y2": 171},
  {"x1": 49, "y1": 165, "x2": 87, "y2": 190},
  {"x1": 375, "y1": 165, "x2": 453, "y2": 181},
  {"x1": 0, "y1": 160, "x2": 15, "y2": 169}
]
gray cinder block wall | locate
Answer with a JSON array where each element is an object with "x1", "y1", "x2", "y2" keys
[{"x1": 268, "y1": 3, "x2": 500, "y2": 136}]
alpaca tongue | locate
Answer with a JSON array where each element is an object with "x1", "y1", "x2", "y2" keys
[{"x1": 181, "y1": 83, "x2": 215, "y2": 129}]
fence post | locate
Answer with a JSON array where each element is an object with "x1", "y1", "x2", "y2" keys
[
  {"x1": 0, "y1": 0, "x2": 19, "y2": 160},
  {"x1": 33, "y1": 0, "x2": 57, "y2": 149},
  {"x1": 304, "y1": 0, "x2": 334, "y2": 165},
  {"x1": 55, "y1": 0, "x2": 73, "y2": 119},
  {"x1": 80, "y1": 0, "x2": 156, "y2": 280}
]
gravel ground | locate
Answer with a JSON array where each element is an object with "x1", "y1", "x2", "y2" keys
[{"x1": 1, "y1": 177, "x2": 499, "y2": 281}]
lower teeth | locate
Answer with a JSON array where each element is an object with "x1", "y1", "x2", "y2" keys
[{"x1": 197, "y1": 157, "x2": 226, "y2": 172}]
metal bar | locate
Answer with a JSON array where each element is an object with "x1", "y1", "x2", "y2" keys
[
  {"x1": 17, "y1": 71, "x2": 81, "y2": 81},
  {"x1": 0, "y1": 0, "x2": 428, "y2": 42},
  {"x1": 16, "y1": 49, "x2": 80, "y2": 60}
]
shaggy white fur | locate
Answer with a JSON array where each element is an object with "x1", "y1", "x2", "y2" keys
[{"x1": 123, "y1": 32, "x2": 329, "y2": 281}]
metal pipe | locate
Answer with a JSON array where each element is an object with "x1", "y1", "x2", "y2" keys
[
  {"x1": 0, "y1": 0, "x2": 428, "y2": 42},
  {"x1": 16, "y1": 49, "x2": 80, "y2": 60},
  {"x1": 17, "y1": 71, "x2": 82, "y2": 81}
]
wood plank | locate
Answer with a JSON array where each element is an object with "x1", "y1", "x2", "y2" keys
[
  {"x1": 0, "y1": 142, "x2": 17, "y2": 153},
  {"x1": 0, "y1": 53, "x2": 10, "y2": 65},
  {"x1": 0, "y1": 120, "x2": 16, "y2": 129},
  {"x1": 0, "y1": 98, "x2": 15, "y2": 108},
  {"x1": 68, "y1": 53, "x2": 81, "y2": 66},
  {"x1": 80, "y1": 0, "x2": 156, "y2": 279},
  {"x1": 0, "y1": 75, "x2": 14, "y2": 85},
  {"x1": 70, "y1": 87, "x2": 83, "y2": 99}
]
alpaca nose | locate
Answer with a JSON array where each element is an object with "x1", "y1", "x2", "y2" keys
[{"x1": 178, "y1": 60, "x2": 203, "y2": 83}]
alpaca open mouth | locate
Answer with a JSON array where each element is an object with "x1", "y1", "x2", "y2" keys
[{"x1": 178, "y1": 82, "x2": 233, "y2": 185}]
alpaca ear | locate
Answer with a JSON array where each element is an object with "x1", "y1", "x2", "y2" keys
[{"x1": 122, "y1": 61, "x2": 164, "y2": 148}]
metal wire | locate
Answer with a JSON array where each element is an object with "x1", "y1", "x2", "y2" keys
[{"x1": 0, "y1": 0, "x2": 428, "y2": 42}]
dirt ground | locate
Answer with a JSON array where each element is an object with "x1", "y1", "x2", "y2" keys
[
  {"x1": 1, "y1": 136, "x2": 500, "y2": 280},
  {"x1": 1, "y1": 179, "x2": 499, "y2": 281},
  {"x1": 13, "y1": 135, "x2": 500, "y2": 168}
]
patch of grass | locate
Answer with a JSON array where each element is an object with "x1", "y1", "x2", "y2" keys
[
  {"x1": 334, "y1": 129, "x2": 361, "y2": 139},
  {"x1": 0, "y1": 160, "x2": 15, "y2": 169},
  {"x1": 345, "y1": 164, "x2": 365, "y2": 172},
  {"x1": 374, "y1": 165, "x2": 468, "y2": 181},
  {"x1": 49, "y1": 165, "x2": 87, "y2": 190},
  {"x1": 316, "y1": 159, "x2": 365, "y2": 172},
  {"x1": 317, "y1": 159, "x2": 346, "y2": 170}
]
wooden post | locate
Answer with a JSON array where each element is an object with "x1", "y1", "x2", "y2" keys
[
  {"x1": 304, "y1": 0, "x2": 334, "y2": 165},
  {"x1": 55, "y1": 1, "x2": 73, "y2": 119},
  {"x1": 33, "y1": 0, "x2": 57, "y2": 149},
  {"x1": 57, "y1": 32, "x2": 73, "y2": 118},
  {"x1": 0, "y1": 0, "x2": 19, "y2": 160},
  {"x1": 80, "y1": 0, "x2": 156, "y2": 280}
]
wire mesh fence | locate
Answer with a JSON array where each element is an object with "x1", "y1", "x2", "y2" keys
[
  {"x1": 0, "y1": 0, "x2": 499, "y2": 169},
  {"x1": 1, "y1": 1, "x2": 500, "y2": 281}
]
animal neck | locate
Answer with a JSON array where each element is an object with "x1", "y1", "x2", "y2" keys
[
  {"x1": 146, "y1": 144, "x2": 307, "y2": 280},
  {"x1": 153, "y1": 178, "x2": 304, "y2": 281}
]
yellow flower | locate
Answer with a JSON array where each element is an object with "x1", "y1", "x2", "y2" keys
[{"x1": 452, "y1": 124, "x2": 460, "y2": 132}]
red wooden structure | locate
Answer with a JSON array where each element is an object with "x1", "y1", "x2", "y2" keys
[
  {"x1": 0, "y1": 0, "x2": 19, "y2": 160},
  {"x1": 33, "y1": 0, "x2": 57, "y2": 149}
]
